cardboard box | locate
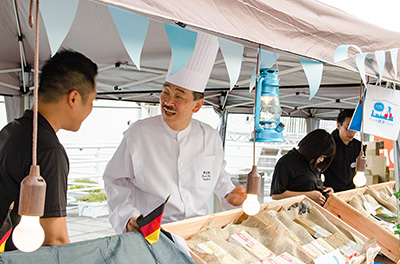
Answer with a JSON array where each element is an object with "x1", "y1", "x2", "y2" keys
[
  {"x1": 365, "y1": 174, "x2": 379, "y2": 186},
  {"x1": 366, "y1": 149, "x2": 380, "y2": 156},
  {"x1": 163, "y1": 196, "x2": 380, "y2": 264},
  {"x1": 324, "y1": 182, "x2": 398, "y2": 263},
  {"x1": 389, "y1": 169, "x2": 395, "y2": 182},
  {"x1": 366, "y1": 156, "x2": 387, "y2": 182},
  {"x1": 366, "y1": 141, "x2": 384, "y2": 153}
]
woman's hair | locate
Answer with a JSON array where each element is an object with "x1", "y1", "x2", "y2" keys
[{"x1": 298, "y1": 129, "x2": 336, "y2": 172}]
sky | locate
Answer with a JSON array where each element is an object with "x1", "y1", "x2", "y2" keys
[{"x1": 318, "y1": 0, "x2": 400, "y2": 32}]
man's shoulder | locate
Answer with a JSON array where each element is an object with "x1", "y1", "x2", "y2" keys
[
  {"x1": 331, "y1": 129, "x2": 339, "y2": 138},
  {"x1": 349, "y1": 137, "x2": 361, "y2": 148},
  {"x1": 122, "y1": 116, "x2": 162, "y2": 142},
  {"x1": 192, "y1": 119, "x2": 220, "y2": 139},
  {"x1": 193, "y1": 119, "x2": 214, "y2": 131},
  {"x1": 0, "y1": 118, "x2": 32, "y2": 150},
  {"x1": 126, "y1": 116, "x2": 160, "y2": 130}
]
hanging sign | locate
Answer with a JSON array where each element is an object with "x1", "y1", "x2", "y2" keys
[{"x1": 363, "y1": 85, "x2": 400, "y2": 140}]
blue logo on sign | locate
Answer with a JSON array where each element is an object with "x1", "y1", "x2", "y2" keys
[
  {"x1": 374, "y1": 102, "x2": 384, "y2": 112},
  {"x1": 371, "y1": 103, "x2": 394, "y2": 122}
]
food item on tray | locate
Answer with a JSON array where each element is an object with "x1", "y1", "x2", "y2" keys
[
  {"x1": 294, "y1": 216, "x2": 332, "y2": 238},
  {"x1": 194, "y1": 240, "x2": 241, "y2": 264},
  {"x1": 228, "y1": 230, "x2": 275, "y2": 261},
  {"x1": 323, "y1": 232, "x2": 363, "y2": 260}
]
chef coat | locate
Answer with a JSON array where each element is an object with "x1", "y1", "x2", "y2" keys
[{"x1": 103, "y1": 115, "x2": 235, "y2": 234}]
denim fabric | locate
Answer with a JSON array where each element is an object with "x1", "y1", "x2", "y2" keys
[{"x1": 0, "y1": 232, "x2": 196, "y2": 264}]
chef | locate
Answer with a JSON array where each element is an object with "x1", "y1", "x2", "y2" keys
[{"x1": 103, "y1": 30, "x2": 247, "y2": 234}]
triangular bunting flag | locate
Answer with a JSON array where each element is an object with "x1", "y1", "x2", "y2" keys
[
  {"x1": 164, "y1": 24, "x2": 197, "y2": 76},
  {"x1": 334, "y1": 44, "x2": 362, "y2": 63},
  {"x1": 298, "y1": 58, "x2": 323, "y2": 100},
  {"x1": 349, "y1": 89, "x2": 367, "y2": 132},
  {"x1": 390, "y1": 48, "x2": 398, "y2": 79},
  {"x1": 375, "y1": 50, "x2": 385, "y2": 84},
  {"x1": 218, "y1": 38, "x2": 244, "y2": 90},
  {"x1": 41, "y1": 0, "x2": 79, "y2": 56},
  {"x1": 0, "y1": 202, "x2": 14, "y2": 253},
  {"x1": 137, "y1": 195, "x2": 170, "y2": 245},
  {"x1": 108, "y1": 5, "x2": 149, "y2": 70},
  {"x1": 356, "y1": 53, "x2": 368, "y2": 88},
  {"x1": 249, "y1": 49, "x2": 280, "y2": 91}
]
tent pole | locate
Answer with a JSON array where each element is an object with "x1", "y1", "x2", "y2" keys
[
  {"x1": 217, "y1": 108, "x2": 228, "y2": 152},
  {"x1": 393, "y1": 136, "x2": 400, "y2": 226},
  {"x1": 12, "y1": 0, "x2": 29, "y2": 93}
]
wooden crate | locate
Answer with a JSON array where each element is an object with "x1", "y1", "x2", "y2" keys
[
  {"x1": 163, "y1": 196, "x2": 379, "y2": 264},
  {"x1": 324, "y1": 181, "x2": 398, "y2": 263}
]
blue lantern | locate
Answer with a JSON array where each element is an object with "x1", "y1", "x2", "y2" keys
[{"x1": 251, "y1": 68, "x2": 285, "y2": 143}]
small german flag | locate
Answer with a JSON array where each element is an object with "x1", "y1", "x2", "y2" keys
[
  {"x1": 0, "y1": 202, "x2": 14, "y2": 253},
  {"x1": 137, "y1": 195, "x2": 170, "y2": 245}
]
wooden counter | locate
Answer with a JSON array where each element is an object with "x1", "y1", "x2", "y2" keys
[
  {"x1": 324, "y1": 182, "x2": 398, "y2": 263},
  {"x1": 163, "y1": 196, "x2": 380, "y2": 264}
]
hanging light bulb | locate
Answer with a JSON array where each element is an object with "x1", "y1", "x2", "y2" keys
[
  {"x1": 353, "y1": 151, "x2": 367, "y2": 188},
  {"x1": 13, "y1": 165, "x2": 46, "y2": 252},
  {"x1": 353, "y1": 171, "x2": 367, "y2": 188},
  {"x1": 243, "y1": 194, "x2": 260, "y2": 216},
  {"x1": 12, "y1": 215, "x2": 44, "y2": 252},
  {"x1": 353, "y1": 81, "x2": 367, "y2": 188},
  {"x1": 243, "y1": 166, "x2": 261, "y2": 216},
  {"x1": 12, "y1": 0, "x2": 47, "y2": 253}
]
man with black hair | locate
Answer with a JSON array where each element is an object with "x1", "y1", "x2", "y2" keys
[
  {"x1": 323, "y1": 109, "x2": 362, "y2": 192},
  {"x1": 0, "y1": 50, "x2": 98, "y2": 251}
]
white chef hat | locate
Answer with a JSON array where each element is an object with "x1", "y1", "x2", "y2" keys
[{"x1": 165, "y1": 30, "x2": 219, "y2": 93}]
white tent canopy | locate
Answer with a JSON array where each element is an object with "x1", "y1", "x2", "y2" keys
[{"x1": 1, "y1": 0, "x2": 400, "y2": 120}]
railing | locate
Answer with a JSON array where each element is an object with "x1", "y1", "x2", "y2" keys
[
  {"x1": 224, "y1": 140, "x2": 297, "y2": 197},
  {"x1": 65, "y1": 140, "x2": 299, "y2": 206},
  {"x1": 65, "y1": 144, "x2": 118, "y2": 206}
]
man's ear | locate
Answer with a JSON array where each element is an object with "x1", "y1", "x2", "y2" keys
[
  {"x1": 67, "y1": 90, "x2": 79, "y2": 108},
  {"x1": 336, "y1": 122, "x2": 341, "y2": 130},
  {"x1": 192, "y1": 99, "x2": 204, "y2": 113}
]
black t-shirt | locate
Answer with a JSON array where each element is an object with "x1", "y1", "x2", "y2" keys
[
  {"x1": 270, "y1": 148, "x2": 324, "y2": 195},
  {"x1": 0, "y1": 110, "x2": 69, "y2": 251},
  {"x1": 323, "y1": 129, "x2": 361, "y2": 192}
]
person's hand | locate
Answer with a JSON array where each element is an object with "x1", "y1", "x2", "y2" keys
[
  {"x1": 322, "y1": 187, "x2": 334, "y2": 198},
  {"x1": 126, "y1": 217, "x2": 139, "y2": 232},
  {"x1": 225, "y1": 185, "x2": 247, "y2": 206},
  {"x1": 305, "y1": 190, "x2": 326, "y2": 206}
]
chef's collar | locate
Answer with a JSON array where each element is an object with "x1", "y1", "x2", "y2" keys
[{"x1": 160, "y1": 116, "x2": 192, "y2": 140}]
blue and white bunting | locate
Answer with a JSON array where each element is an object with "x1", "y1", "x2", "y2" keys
[
  {"x1": 41, "y1": 0, "x2": 79, "y2": 56},
  {"x1": 356, "y1": 53, "x2": 368, "y2": 87},
  {"x1": 108, "y1": 5, "x2": 149, "y2": 70},
  {"x1": 348, "y1": 89, "x2": 367, "y2": 132},
  {"x1": 375, "y1": 50, "x2": 385, "y2": 84},
  {"x1": 298, "y1": 58, "x2": 323, "y2": 100},
  {"x1": 334, "y1": 44, "x2": 362, "y2": 63},
  {"x1": 249, "y1": 49, "x2": 280, "y2": 91},
  {"x1": 390, "y1": 48, "x2": 398, "y2": 79},
  {"x1": 164, "y1": 24, "x2": 197, "y2": 76},
  {"x1": 218, "y1": 38, "x2": 244, "y2": 90}
]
